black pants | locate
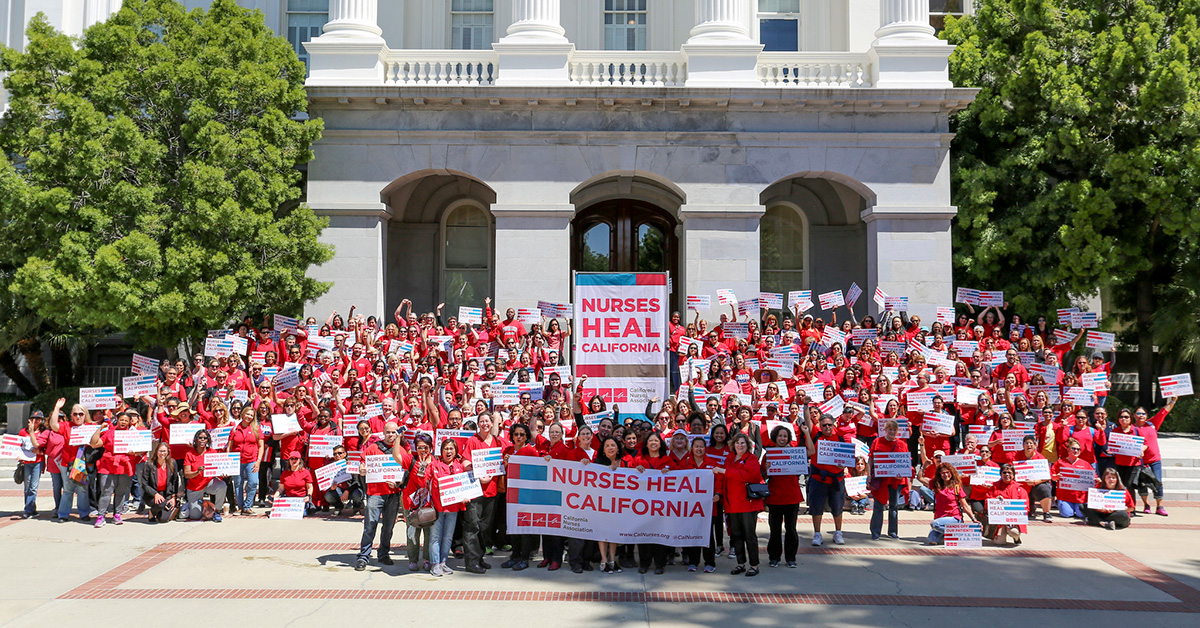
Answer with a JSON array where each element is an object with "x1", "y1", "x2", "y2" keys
[
  {"x1": 638, "y1": 543, "x2": 667, "y2": 569},
  {"x1": 568, "y1": 538, "x2": 594, "y2": 569},
  {"x1": 1115, "y1": 465, "x2": 1139, "y2": 497},
  {"x1": 683, "y1": 532, "x2": 716, "y2": 568},
  {"x1": 464, "y1": 494, "x2": 498, "y2": 567},
  {"x1": 491, "y1": 497, "x2": 509, "y2": 548},
  {"x1": 511, "y1": 533, "x2": 538, "y2": 561},
  {"x1": 712, "y1": 501, "x2": 726, "y2": 549},
  {"x1": 727, "y1": 510, "x2": 760, "y2": 567},
  {"x1": 907, "y1": 430, "x2": 921, "y2": 469},
  {"x1": 767, "y1": 503, "x2": 799, "y2": 562},
  {"x1": 1087, "y1": 509, "x2": 1131, "y2": 529},
  {"x1": 543, "y1": 535, "x2": 565, "y2": 563}
]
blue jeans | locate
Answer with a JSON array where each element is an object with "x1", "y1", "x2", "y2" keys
[
  {"x1": 234, "y1": 462, "x2": 259, "y2": 511},
  {"x1": 1058, "y1": 500, "x2": 1086, "y2": 519},
  {"x1": 928, "y1": 516, "x2": 962, "y2": 544},
  {"x1": 357, "y1": 493, "x2": 400, "y2": 562},
  {"x1": 58, "y1": 467, "x2": 90, "y2": 520},
  {"x1": 51, "y1": 469, "x2": 64, "y2": 514},
  {"x1": 871, "y1": 486, "x2": 899, "y2": 537},
  {"x1": 909, "y1": 486, "x2": 934, "y2": 510},
  {"x1": 430, "y1": 511, "x2": 459, "y2": 564},
  {"x1": 22, "y1": 461, "x2": 43, "y2": 516}
]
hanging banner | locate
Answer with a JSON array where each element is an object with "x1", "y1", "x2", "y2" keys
[
  {"x1": 505, "y1": 455, "x2": 714, "y2": 547},
  {"x1": 573, "y1": 273, "x2": 668, "y2": 421}
]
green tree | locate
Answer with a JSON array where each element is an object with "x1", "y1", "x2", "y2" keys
[
  {"x1": 0, "y1": 0, "x2": 332, "y2": 394},
  {"x1": 945, "y1": 0, "x2": 1200, "y2": 404}
]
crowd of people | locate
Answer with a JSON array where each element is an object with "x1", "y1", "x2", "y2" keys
[{"x1": 8, "y1": 296, "x2": 1175, "y2": 576}]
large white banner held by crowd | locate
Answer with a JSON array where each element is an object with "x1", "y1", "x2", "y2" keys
[
  {"x1": 505, "y1": 455, "x2": 714, "y2": 546},
  {"x1": 573, "y1": 272, "x2": 669, "y2": 420}
]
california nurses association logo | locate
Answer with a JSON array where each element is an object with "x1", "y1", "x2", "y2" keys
[
  {"x1": 580, "y1": 388, "x2": 629, "y2": 403},
  {"x1": 517, "y1": 512, "x2": 562, "y2": 529}
]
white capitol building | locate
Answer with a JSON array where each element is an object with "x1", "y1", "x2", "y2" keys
[{"x1": 1, "y1": 0, "x2": 977, "y2": 321}]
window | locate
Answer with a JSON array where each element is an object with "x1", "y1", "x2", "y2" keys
[
  {"x1": 286, "y1": 0, "x2": 328, "y2": 72},
  {"x1": 758, "y1": 0, "x2": 800, "y2": 51},
  {"x1": 442, "y1": 205, "x2": 493, "y2": 317},
  {"x1": 604, "y1": 0, "x2": 647, "y2": 51},
  {"x1": 580, "y1": 222, "x2": 613, "y2": 272},
  {"x1": 451, "y1": 0, "x2": 494, "y2": 50},
  {"x1": 929, "y1": 0, "x2": 969, "y2": 32},
  {"x1": 760, "y1": 206, "x2": 807, "y2": 302}
]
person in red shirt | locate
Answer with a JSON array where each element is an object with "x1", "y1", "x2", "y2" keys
[
  {"x1": 502, "y1": 424, "x2": 540, "y2": 571},
  {"x1": 429, "y1": 437, "x2": 468, "y2": 576},
  {"x1": 925, "y1": 463, "x2": 976, "y2": 545},
  {"x1": 1087, "y1": 467, "x2": 1135, "y2": 530},
  {"x1": 227, "y1": 406, "x2": 265, "y2": 515},
  {"x1": 140, "y1": 441, "x2": 180, "y2": 523},
  {"x1": 869, "y1": 419, "x2": 909, "y2": 540},
  {"x1": 718, "y1": 432, "x2": 763, "y2": 576},
  {"x1": 17, "y1": 410, "x2": 48, "y2": 519},
  {"x1": 272, "y1": 452, "x2": 315, "y2": 517},
  {"x1": 1132, "y1": 399, "x2": 1176, "y2": 516},
  {"x1": 461, "y1": 412, "x2": 505, "y2": 574},
  {"x1": 355, "y1": 421, "x2": 411, "y2": 571},
  {"x1": 1051, "y1": 438, "x2": 1092, "y2": 520},
  {"x1": 182, "y1": 429, "x2": 228, "y2": 522},
  {"x1": 47, "y1": 398, "x2": 94, "y2": 522},
  {"x1": 632, "y1": 431, "x2": 670, "y2": 574},
  {"x1": 986, "y1": 464, "x2": 1028, "y2": 545},
  {"x1": 764, "y1": 426, "x2": 802, "y2": 568},
  {"x1": 88, "y1": 412, "x2": 138, "y2": 527},
  {"x1": 802, "y1": 413, "x2": 852, "y2": 546}
]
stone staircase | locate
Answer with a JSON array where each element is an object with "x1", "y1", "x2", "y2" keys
[{"x1": 1163, "y1": 456, "x2": 1200, "y2": 502}]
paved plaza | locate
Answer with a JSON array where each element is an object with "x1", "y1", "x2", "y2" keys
[{"x1": 3, "y1": 472, "x2": 1199, "y2": 627}]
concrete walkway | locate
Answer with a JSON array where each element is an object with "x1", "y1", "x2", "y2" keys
[{"x1": 2, "y1": 474, "x2": 1199, "y2": 627}]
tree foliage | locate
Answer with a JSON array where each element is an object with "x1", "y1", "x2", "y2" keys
[
  {"x1": 945, "y1": 0, "x2": 1200, "y2": 403},
  {"x1": 0, "y1": 0, "x2": 332, "y2": 367}
]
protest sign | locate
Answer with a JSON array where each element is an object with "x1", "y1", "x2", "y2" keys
[
  {"x1": 1088, "y1": 488, "x2": 1126, "y2": 511},
  {"x1": 122, "y1": 375, "x2": 158, "y2": 399},
  {"x1": 203, "y1": 452, "x2": 240, "y2": 477},
  {"x1": 208, "y1": 425, "x2": 233, "y2": 450},
  {"x1": 1159, "y1": 373, "x2": 1194, "y2": 398},
  {"x1": 1107, "y1": 432, "x2": 1145, "y2": 457},
  {"x1": 131, "y1": 354, "x2": 159, "y2": 376},
  {"x1": 763, "y1": 447, "x2": 810, "y2": 476},
  {"x1": 816, "y1": 440, "x2": 855, "y2": 467},
  {"x1": 987, "y1": 499, "x2": 1028, "y2": 525},
  {"x1": 0, "y1": 434, "x2": 37, "y2": 461},
  {"x1": 873, "y1": 451, "x2": 912, "y2": 478},
  {"x1": 686, "y1": 295, "x2": 711, "y2": 311},
  {"x1": 169, "y1": 423, "x2": 203, "y2": 446},
  {"x1": 308, "y1": 435, "x2": 343, "y2": 458},
  {"x1": 471, "y1": 447, "x2": 506, "y2": 479},
  {"x1": 944, "y1": 522, "x2": 983, "y2": 548},
  {"x1": 1014, "y1": 458, "x2": 1051, "y2": 483},
  {"x1": 1058, "y1": 467, "x2": 1095, "y2": 492},
  {"x1": 364, "y1": 454, "x2": 404, "y2": 483},
  {"x1": 818, "y1": 290, "x2": 845, "y2": 310},
  {"x1": 315, "y1": 460, "x2": 353, "y2": 491},
  {"x1": 270, "y1": 497, "x2": 305, "y2": 519},
  {"x1": 439, "y1": 471, "x2": 484, "y2": 506},
  {"x1": 79, "y1": 387, "x2": 119, "y2": 411},
  {"x1": 271, "y1": 414, "x2": 302, "y2": 435}
]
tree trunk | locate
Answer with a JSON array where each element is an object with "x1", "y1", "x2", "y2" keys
[
  {"x1": 0, "y1": 349, "x2": 39, "y2": 397},
  {"x1": 49, "y1": 343, "x2": 76, "y2": 388},
  {"x1": 16, "y1": 336, "x2": 51, "y2": 392},
  {"x1": 1136, "y1": 274, "x2": 1156, "y2": 407}
]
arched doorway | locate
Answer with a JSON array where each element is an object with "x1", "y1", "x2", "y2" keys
[{"x1": 571, "y1": 199, "x2": 679, "y2": 309}]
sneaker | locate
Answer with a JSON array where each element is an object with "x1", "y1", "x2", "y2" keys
[
  {"x1": 501, "y1": 559, "x2": 516, "y2": 569},
  {"x1": 1143, "y1": 506, "x2": 1151, "y2": 514},
  {"x1": 1156, "y1": 507, "x2": 1169, "y2": 517},
  {"x1": 243, "y1": 508, "x2": 254, "y2": 516},
  {"x1": 768, "y1": 560, "x2": 779, "y2": 567},
  {"x1": 715, "y1": 546, "x2": 725, "y2": 556},
  {"x1": 871, "y1": 533, "x2": 881, "y2": 540},
  {"x1": 786, "y1": 561, "x2": 797, "y2": 568},
  {"x1": 430, "y1": 563, "x2": 444, "y2": 577},
  {"x1": 703, "y1": 565, "x2": 715, "y2": 573},
  {"x1": 423, "y1": 561, "x2": 431, "y2": 572},
  {"x1": 1103, "y1": 521, "x2": 1116, "y2": 530},
  {"x1": 378, "y1": 556, "x2": 394, "y2": 566},
  {"x1": 654, "y1": 567, "x2": 664, "y2": 575},
  {"x1": 1042, "y1": 514, "x2": 1052, "y2": 523},
  {"x1": 513, "y1": 561, "x2": 529, "y2": 571},
  {"x1": 887, "y1": 532, "x2": 900, "y2": 540},
  {"x1": 94, "y1": 516, "x2": 106, "y2": 528},
  {"x1": 409, "y1": 562, "x2": 419, "y2": 572},
  {"x1": 113, "y1": 513, "x2": 123, "y2": 525},
  {"x1": 612, "y1": 563, "x2": 622, "y2": 573},
  {"x1": 355, "y1": 560, "x2": 367, "y2": 572},
  {"x1": 726, "y1": 551, "x2": 736, "y2": 560},
  {"x1": 833, "y1": 531, "x2": 845, "y2": 545},
  {"x1": 686, "y1": 565, "x2": 696, "y2": 572},
  {"x1": 213, "y1": 513, "x2": 222, "y2": 523},
  {"x1": 603, "y1": 562, "x2": 613, "y2": 574},
  {"x1": 441, "y1": 563, "x2": 454, "y2": 573},
  {"x1": 811, "y1": 532, "x2": 823, "y2": 547}
]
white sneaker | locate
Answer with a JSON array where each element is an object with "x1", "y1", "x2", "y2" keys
[
  {"x1": 833, "y1": 531, "x2": 845, "y2": 545},
  {"x1": 811, "y1": 532, "x2": 823, "y2": 546},
  {"x1": 430, "y1": 563, "x2": 444, "y2": 577},
  {"x1": 440, "y1": 562, "x2": 454, "y2": 573}
]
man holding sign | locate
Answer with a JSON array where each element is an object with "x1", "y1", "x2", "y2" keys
[
  {"x1": 802, "y1": 414, "x2": 853, "y2": 546},
  {"x1": 355, "y1": 422, "x2": 411, "y2": 572}
]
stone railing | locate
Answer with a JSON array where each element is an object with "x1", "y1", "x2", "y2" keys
[
  {"x1": 757, "y1": 52, "x2": 874, "y2": 88},
  {"x1": 384, "y1": 50, "x2": 499, "y2": 86},
  {"x1": 568, "y1": 51, "x2": 687, "y2": 87},
  {"x1": 378, "y1": 49, "x2": 874, "y2": 89}
]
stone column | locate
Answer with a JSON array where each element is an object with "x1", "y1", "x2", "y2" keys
[
  {"x1": 84, "y1": 0, "x2": 123, "y2": 30},
  {"x1": 493, "y1": 0, "x2": 574, "y2": 87},
  {"x1": 683, "y1": 0, "x2": 763, "y2": 88},
  {"x1": 862, "y1": 205, "x2": 956, "y2": 321},
  {"x1": 304, "y1": 0, "x2": 387, "y2": 86},
  {"x1": 868, "y1": 0, "x2": 953, "y2": 88}
]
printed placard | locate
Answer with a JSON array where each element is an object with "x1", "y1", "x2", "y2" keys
[
  {"x1": 1028, "y1": 362, "x2": 1060, "y2": 382},
  {"x1": 435, "y1": 429, "x2": 476, "y2": 450},
  {"x1": 208, "y1": 425, "x2": 233, "y2": 450},
  {"x1": 760, "y1": 292, "x2": 784, "y2": 309},
  {"x1": 364, "y1": 454, "x2": 404, "y2": 483},
  {"x1": 936, "y1": 307, "x2": 956, "y2": 325},
  {"x1": 873, "y1": 287, "x2": 889, "y2": 308},
  {"x1": 315, "y1": 459, "x2": 353, "y2": 491},
  {"x1": 471, "y1": 447, "x2": 506, "y2": 479},
  {"x1": 820, "y1": 327, "x2": 847, "y2": 348},
  {"x1": 788, "y1": 290, "x2": 812, "y2": 308},
  {"x1": 873, "y1": 451, "x2": 912, "y2": 478},
  {"x1": 269, "y1": 497, "x2": 305, "y2": 519},
  {"x1": 763, "y1": 447, "x2": 810, "y2": 476},
  {"x1": 1053, "y1": 329, "x2": 1075, "y2": 345},
  {"x1": 516, "y1": 308, "x2": 541, "y2": 325},
  {"x1": 686, "y1": 295, "x2": 711, "y2": 311},
  {"x1": 944, "y1": 522, "x2": 983, "y2": 548},
  {"x1": 271, "y1": 414, "x2": 302, "y2": 436},
  {"x1": 987, "y1": 498, "x2": 1028, "y2": 525},
  {"x1": 737, "y1": 298, "x2": 761, "y2": 317},
  {"x1": 850, "y1": 328, "x2": 879, "y2": 343},
  {"x1": 543, "y1": 365, "x2": 572, "y2": 385},
  {"x1": 1082, "y1": 372, "x2": 1109, "y2": 393},
  {"x1": 1087, "y1": 488, "x2": 1126, "y2": 511},
  {"x1": 1002, "y1": 430, "x2": 1032, "y2": 452},
  {"x1": 972, "y1": 464, "x2": 1000, "y2": 486},
  {"x1": 131, "y1": 354, "x2": 159, "y2": 376},
  {"x1": 273, "y1": 314, "x2": 299, "y2": 333},
  {"x1": 308, "y1": 434, "x2": 344, "y2": 458},
  {"x1": 1107, "y1": 432, "x2": 1145, "y2": 457},
  {"x1": 341, "y1": 415, "x2": 361, "y2": 434},
  {"x1": 79, "y1": 387, "x2": 119, "y2": 411},
  {"x1": 716, "y1": 289, "x2": 737, "y2": 305},
  {"x1": 458, "y1": 306, "x2": 483, "y2": 325},
  {"x1": 843, "y1": 283, "x2": 863, "y2": 308},
  {"x1": 1074, "y1": 311, "x2": 1099, "y2": 329},
  {"x1": 345, "y1": 451, "x2": 363, "y2": 475},
  {"x1": 978, "y1": 291, "x2": 1004, "y2": 307},
  {"x1": 1159, "y1": 373, "x2": 1194, "y2": 398},
  {"x1": 1014, "y1": 458, "x2": 1051, "y2": 483},
  {"x1": 922, "y1": 412, "x2": 956, "y2": 436},
  {"x1": 956, "y1": 387, "x2": 985, "y2": 406},
  {"x1": 1056, "y1": 307, "x2": 1080, "y2": 324},
  {"x1": 844, "y1": 475, "x2": 869, "y2": 498},
  {"x1": 1086, "y1": 331, "x2": 1115, "y2": 350},
  {"x1": 884, "y1": 296, "x2": 908, "y2": 311},
  {"x1": 121, "y1": 375, "x2": 158, "y2": 399},
  {"x1": 942, "y1": 454, "x2": 976, "y2": 477},
  {"x1": 439, "y1": 471, "x2": 484, "y2": 506},
  {"x1": 955, "y1": 288, "x2": 981, "y2": 305},
  {"x1": 1058, "y1": 466, "x2": 1095, "y2": 492},
  {"x1": 818, "y1": 290, "x2": 845, "y2": 310},
  {"x1": 362, "y1": 403, "x2": 384, "y2": 421},
  {"x1": 818, "y1": 395, "x2": 845, "y2": 417},
  {"x1": 203, "y1": 452, "x2": 240, "y2": 477},
  {"x1": 723, "y1": 322, "x2": 749, "y2": 339},
  {"x1": 816, "y1": 439, "x2": 856, "y2": 467},
  {"x1": 68, "y1": 424, "x2": 101, "y2": 446},
  {"x1": 906, "y1": 391, "x2": 935, "y2": 413},
  {"x1": 275, "y1": 366, "x2": 301, "y2": 391},
  {"x1": 0, "y1": 434, "x2": 37, "y2": 461},
  {"x1": 1063, "y1": 387, "x2": 1094, "y2": 407},
  {"x1": 169, "y1": 422, "x2": 204, "y2": 446}
]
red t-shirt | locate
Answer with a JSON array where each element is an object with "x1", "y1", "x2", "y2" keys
[
  {"x1": 229, "y1": 423, "x2": 262, "y2": 464},
  {"x1": 279, "y1": 467, "x2": 314, "y2": 498},
  {"x1": 183, "y1": 449, "x2": 213, "y2": 492}
]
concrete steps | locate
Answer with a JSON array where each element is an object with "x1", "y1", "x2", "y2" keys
[{"x1": 1162, "y1": 457, "x2": 1200, "y2": 501}]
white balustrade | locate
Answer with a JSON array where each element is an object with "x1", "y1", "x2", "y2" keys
[
  {"x1": 385, "y1": 51, "x2": 500, "y2": 86},
  {"x1": 757, "y1": 53, "x2": 874, "y2": 88},
  {"x1": 568, "y1": 52, "x2": 687, "y2": 87}
]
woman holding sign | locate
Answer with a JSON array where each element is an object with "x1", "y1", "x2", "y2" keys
[
  {"x1": 228, "y1": 406, "x2": 264, "y2": 516},
  {"x1": 1132, "y1": 400, "x2": 1176, "y2": 516},
  {"x1": 1111, "y1": 409, "x2": 1148, "y2": 506},
  {"x1": 718, "y1": 432, "x2": 763, "y2": 576},
  {"x1": 869, "y1": 420, "x2": 908, "y2": 540},
  {"x1": 429, "y1": 438, "x2": 469, "y2": 576},
  {"x1": 924, "y1": 463, "x2": 975, "y2": 545},
  {"x1": 88, "y1": 412, "x2": 138, "y2": 527},
  {"x1": 1051, "y1": 438, "x2": 1092, "y2": 520},
  {"x1": 182, "y1": 429, "x2": 228, "y2": 522},
  {"x1": 273, "y1": 452, "x2": 315, "y2": 516},
  {"x1": 1086, "y1": 468, "x2": 1135, "y2": 530},
  {"x1": 764, "y1": 426, "x2": 802, "y2": 568},
  {"x1": 1017, "y1": 435, "x2": 1054, "y2": 522},
  {"x1": 986, "y1": 464, "x2": 1028, "y2": 545}
]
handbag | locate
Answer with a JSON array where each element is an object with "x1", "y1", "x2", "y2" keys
[
  {"x1": 746, "y1": 483, "x2": 770, "y2": 500},
  {"x1": 404, "y1": 486, "x2": 437, "y2": 528},
  {"x1": 13, "y1": 464, "x2": 25, "y2": 485},
  {"x1": 68, "y1": 450, "x2": 88, "y2": 484}
]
